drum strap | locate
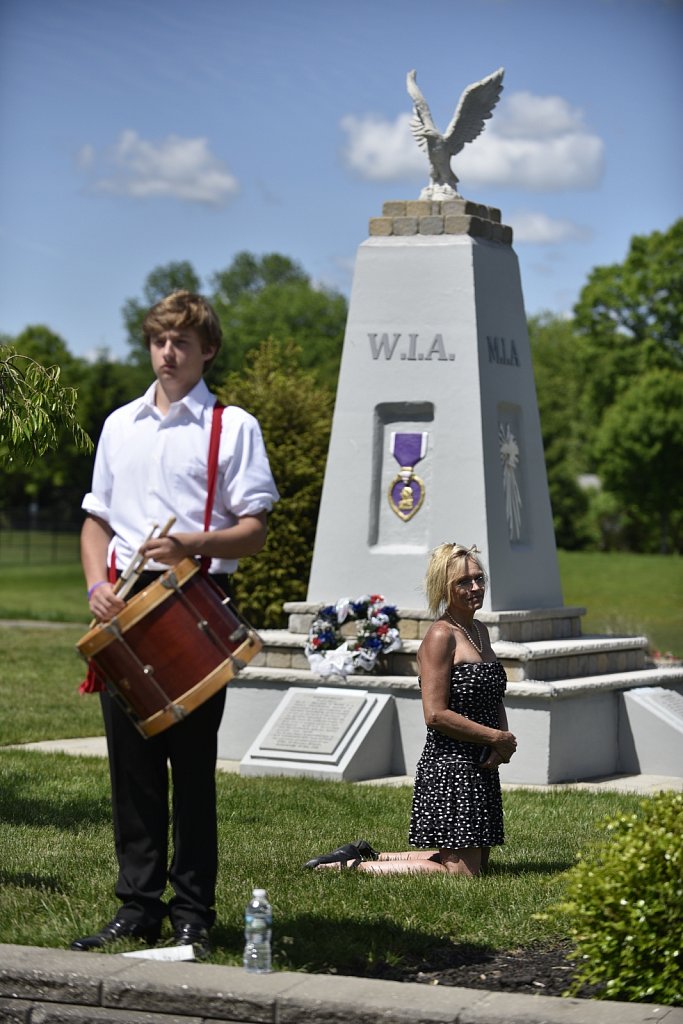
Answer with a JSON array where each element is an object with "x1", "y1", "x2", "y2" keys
[{"x1": 200, "y1": 402, "x2": 224, "y2": 575}]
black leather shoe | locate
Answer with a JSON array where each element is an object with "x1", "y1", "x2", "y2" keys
[
  {"x1": 70, "y1": 916, "x2": 161, "y2": 951},
  {"x1": 304, "y1": 838, "x2": 379, "y2": 869},
  {"x1": 173, "y1": 923, "x2": 212, "y2": 960}
]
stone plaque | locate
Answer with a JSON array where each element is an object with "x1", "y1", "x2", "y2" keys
[
  {"x1": 259, "y1": 693, "x2": 366, "y2": 755},
  {"x1": 629, "y1": 686, "x2": 683, "y2": 724},
  {"x1": 659, "y1": 690, "x2": 683, "y2": 718},
  {"x1": 621, "y1": 686, "x2": 683, "y2": 778}
]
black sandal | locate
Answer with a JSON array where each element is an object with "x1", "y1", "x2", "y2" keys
[{"x1": 303, "y1": 838, "x2": 379, "y2": 869}]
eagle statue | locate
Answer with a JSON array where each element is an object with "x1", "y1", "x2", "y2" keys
[{"x1": 407, "y1": 67, "x2": 504, "y2": 200}]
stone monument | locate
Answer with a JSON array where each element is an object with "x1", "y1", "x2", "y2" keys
[
  {"x1": 218, "y1": 69, "x2": 683, "y2": 785},
  {"x1": 307, "y1": 66, "x2": 564, "y2": 616}
]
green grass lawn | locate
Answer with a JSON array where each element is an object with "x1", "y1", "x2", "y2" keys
[
  {"x1": 0, "y1": 584, "x2": 671, "y2": 984},
  {"x1": 557, "y1": 550, "x2": 682, "y2": 655},
  {"x1": 0, "y1": 625, "x2": 103, "y2": 744},
  {"x1": 0, "y1": 563, "x2": 89, "y2": 624},
  {"x1": 0, "y1": 746, "x2": 643, "y2": 973}
]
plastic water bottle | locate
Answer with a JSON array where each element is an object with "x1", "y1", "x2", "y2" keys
[{"x1": 243, "y1": 887, "x2": 272, "y2": 973}]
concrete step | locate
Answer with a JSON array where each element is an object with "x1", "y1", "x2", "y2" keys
[
  {"x1": 254, "y1": 630, "x2": 651, "y2": 682},
  {"x1": 252, "y1": 629, "x2": 419, "y2": 675},
  {"x1": 234, "y1": 663, "x2": 421, "y2": 691},
  {"x1": 496, "y1": 635, "x2": 649, "y2": 681},
  {"x1": 234, "y1": 661, "x2": 683, "y2": 698},
  {"x1": 505, "y1": 665, "x2": 683, "y2": 699},
  {"x1": 283, "y1": 602, "x2": 587, "y2": 643}
]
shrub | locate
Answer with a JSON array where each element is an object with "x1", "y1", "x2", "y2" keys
[
  {"x1": 218, "y1": 338, "x2": 334, "y2": 628},
  {"x1": 558, "y1": 790, "x2": 682, "y2": 1004}
]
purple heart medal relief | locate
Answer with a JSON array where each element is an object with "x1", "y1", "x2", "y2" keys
[{"x1": 388, "y1": 432, "x2": 428, "y2": 522}]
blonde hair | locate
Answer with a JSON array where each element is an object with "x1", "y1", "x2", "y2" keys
[
  {"x1": 423, "y1": 543, "x2": 487, "y2": 616},
  {"x1": 142, "y1": 291, "x2": 223, "y2": 366}
]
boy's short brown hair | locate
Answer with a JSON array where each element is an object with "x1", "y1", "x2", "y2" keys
[{"x1": 142, "y1": 291, "x2": 223, "y2": 365}]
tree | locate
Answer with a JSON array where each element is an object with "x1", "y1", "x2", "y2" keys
[
  {"x1": 574, "y1": 219, "x2": 683, "y2": 424},
  {"x1": 0, "y1": 338, "x2": 92, "y2": 468},
  {"x1": 77, "y1": 355, "x2": 151, "y2": 445},
  {"x1": 211, "y1": 251, "x2": 309, "y2": 302},
  {"x1": 217, "y1": 339, "x2": 335, "y2": 627},
  {"x1": 528, "y1": 313, "x2": 592, "y2": 548},
  {"x1": 594, "y1": 369, "x2": 683, "y2": 553},
  {"x1": 210, "y1": 252, "x2": 347, "y2": 388},
  {"x1": 6, "y1": 324, "x2": 79, "y2": 369},
  {"x1": 211, "y1": 279, "x2": 347, "y2": 388},
  {"x1": 121, "y1": 254, "x2": 348, "y2": 389},
  {"x1": 1, "y1": 328, "x2": 149, "y2": 522},
  {"x1": 569, "y1": 220, "x2": 683, "y2": 552}
]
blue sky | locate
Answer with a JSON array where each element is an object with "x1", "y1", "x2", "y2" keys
[{"x1": 1, "y1": 0, "x2": 681, "y2": 362}]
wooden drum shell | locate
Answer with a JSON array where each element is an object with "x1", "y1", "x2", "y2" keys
[{"x1": 77, "y1": 559, "x2": 261, "y2": 737}]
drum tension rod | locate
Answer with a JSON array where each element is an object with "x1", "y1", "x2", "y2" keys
[
  {"x1": 219, "y1": 597, "x2": 249, "y2": 642},
  {"x1": 168, "y1": 704, "x2": 187, "y2": 722}
]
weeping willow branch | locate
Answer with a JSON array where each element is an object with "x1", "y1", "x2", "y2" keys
[{"x1": 0, "y1": 347, "x2": 93, "y2": 464}]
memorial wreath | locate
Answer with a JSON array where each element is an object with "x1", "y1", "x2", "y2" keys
[{"x1": 305, "y1": 594, "x2": 401, "y2": 679}]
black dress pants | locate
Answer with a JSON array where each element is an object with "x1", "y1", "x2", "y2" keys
[{"x1": 99, "y1": 570, "x2": 230, "y2": 931}]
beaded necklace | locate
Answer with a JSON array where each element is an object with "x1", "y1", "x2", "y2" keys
[{"x1": 444, "y1": 609, "x2": 483, "y2": 654}]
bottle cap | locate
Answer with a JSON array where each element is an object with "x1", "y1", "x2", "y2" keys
[{"x1": 253, "y1": 888, "x2": 267, "y2": 898}]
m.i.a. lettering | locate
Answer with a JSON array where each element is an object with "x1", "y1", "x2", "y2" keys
[{"x1": 487, "y1": 336, "x2": 520, "y2": 367}]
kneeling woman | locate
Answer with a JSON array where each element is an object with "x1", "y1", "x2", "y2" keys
[{"x1": 305, "y1": 543, "x2": 517, "y2": 877}]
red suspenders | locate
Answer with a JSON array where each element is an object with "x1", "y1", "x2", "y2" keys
[{"x1": 200, "y1": 402, "x2": 224, "y2": 575}]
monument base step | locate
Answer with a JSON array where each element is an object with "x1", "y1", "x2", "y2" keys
[
  {"x1": 283, "y1": 603, "x2": 587, "y2": 644},
  {"x1": 234, "y1": 662, "x2": 683, "y2": 698},
  {"x1": 496, "y1": 635, "x2": 648, "y2": 681},
  {"x1": 254, "y1": 629, "x2": 650, "y2": 682}
]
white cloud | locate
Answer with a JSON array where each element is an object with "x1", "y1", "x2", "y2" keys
[
  {"x1": 340, "y1": 112, "x2": 422, "y2": 181},
  {"x1": 76, "y1": 143, "x2": 96, "y2": 170},
  {"x1": 494, "y1": 92, "x2": 586, "y2": 138},
  {"x1": 458, "y1": 132, "x2": 604, "y2": 191},
  {"x1": 78, "y1": 131, "x2": 239, "y2": 206},
  {"x1": 340, "y1": 91, "x2": 604, "y2": 192},
  {"x1": 509, "y1": 211, "x2": 593, "y2": 244}
]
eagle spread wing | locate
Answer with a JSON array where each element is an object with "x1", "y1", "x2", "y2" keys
[
  {"x1": 443, "y1": 67, "x2": 504, "y2": 156},
  {"x1": 406, "y1": 69, "x2": 437, "y2": 151}
]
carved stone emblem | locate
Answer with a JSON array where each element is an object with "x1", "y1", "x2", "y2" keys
[
  {"x1": 388, "y1": 432, "x2": 428, "y2": 522},
  {"x1": 499, "y1": 422, "x2": 522, "y2": 541}
]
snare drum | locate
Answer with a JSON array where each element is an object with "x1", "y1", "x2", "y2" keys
[{"x1": 77, "y1": 558, "x2": 262, "y2": 738}]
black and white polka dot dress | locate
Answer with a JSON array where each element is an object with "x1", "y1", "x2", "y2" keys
[{"x1": 408, "y1": 661, "x2": 507, "y2": 850}]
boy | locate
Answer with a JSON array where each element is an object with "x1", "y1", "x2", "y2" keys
[{"x1": 73, "y1": 291, "x2": 278, "y2": 958}]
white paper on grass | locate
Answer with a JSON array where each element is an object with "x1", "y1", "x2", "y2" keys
[{"x1": 121, "y1": 944, "x2": 196, "y2": 961}]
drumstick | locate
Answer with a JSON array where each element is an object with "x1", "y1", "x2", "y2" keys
[
  {"x1": 87, "y1": 517, "x2": 177, "y2": 624},
  {"x1": 112, "y1": 523, "x2": 159, "y2": 595},
  {"x1": 115, "y1": 517, "x2": 176, "y2": 601}
]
